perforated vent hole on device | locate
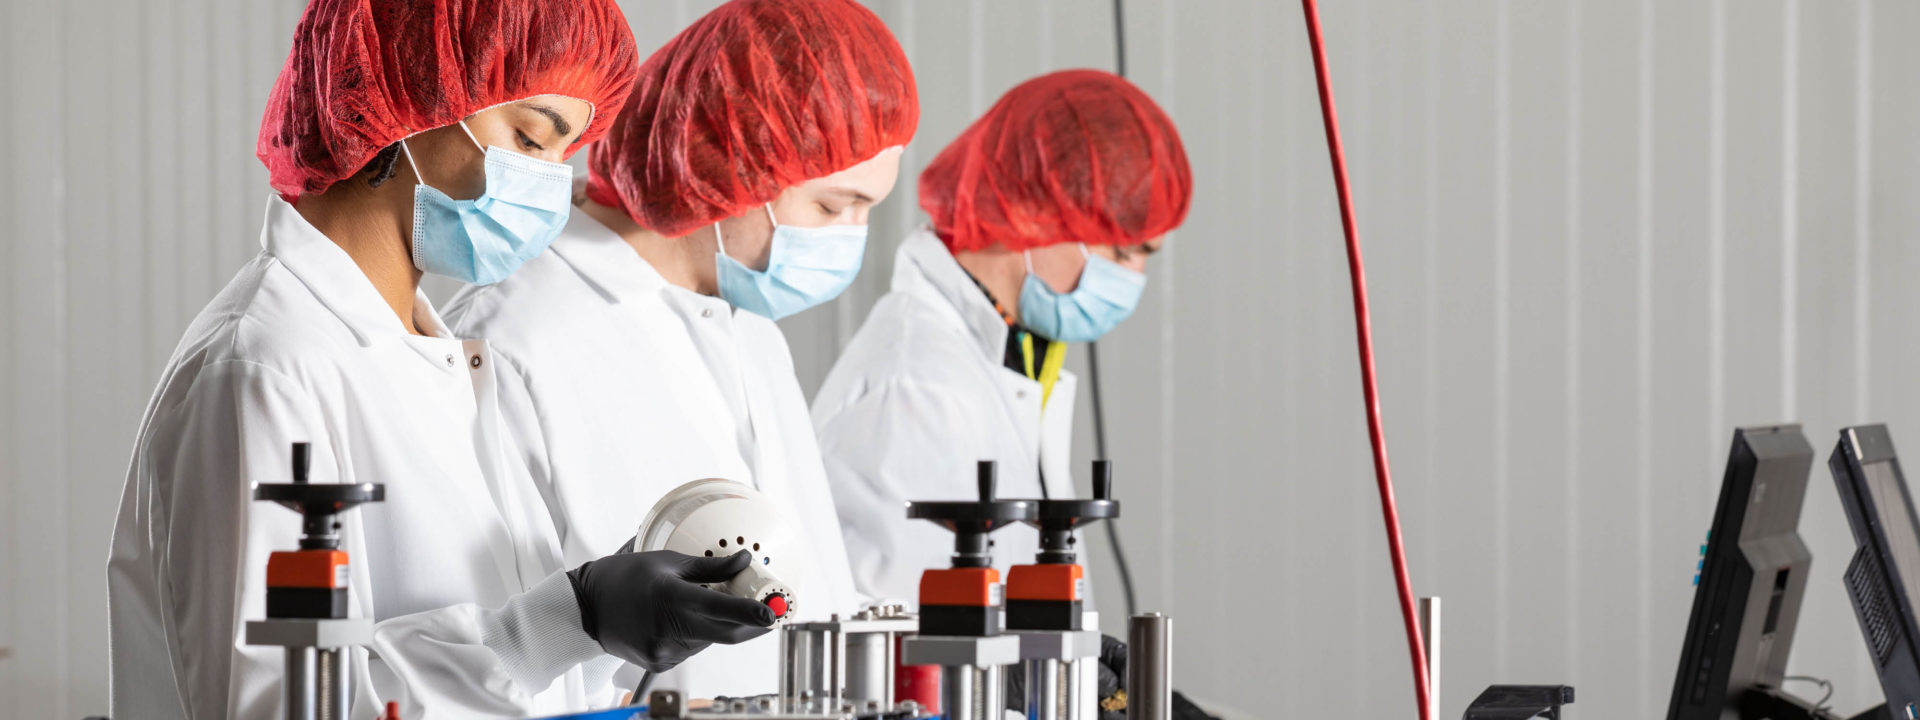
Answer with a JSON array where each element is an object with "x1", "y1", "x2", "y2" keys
[
  {"x1": 707, "y1": 536, "x2": 774, "y2": 566},
  {"x1": 1848, "y1": 551, "x2": 1898, "y2": 664}
]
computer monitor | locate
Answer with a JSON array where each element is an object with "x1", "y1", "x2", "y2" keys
[
  {"x1": 1668, "y1": 425, "x2": 1823, "y2": 720},
  {"x1": 1834, "y1": 424, "x2": 1920, "y2": 720}
]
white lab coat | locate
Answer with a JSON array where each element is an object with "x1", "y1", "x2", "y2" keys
[
  {"x1": 812, "y1": 229, "x2": 1078, "y2": 605},
  {"x1": 107, "y1": 197, "x2": 622, "y2": 720},
  {"x1": 442, "y1": 210, "x2": 860, "y2": 698}
]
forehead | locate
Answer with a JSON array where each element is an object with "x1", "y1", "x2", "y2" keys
[{"x1": 799, "y1": 147, "x2": 905, "y2": 194}]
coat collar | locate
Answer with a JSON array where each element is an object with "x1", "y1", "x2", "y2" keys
[
  {"x1": 893, "y1": 228, "x2": 1009, "y2": 365},
  {"x1": 261, "y1": 195, "x2": 447, "y2": 346},
  {"x1": 545, "y1": 209, "x2": 673, "y2": 305}
]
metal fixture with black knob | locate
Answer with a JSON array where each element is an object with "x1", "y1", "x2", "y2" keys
[{"x1": 245, "y1": 442, "x2": 384, "y2": 720}]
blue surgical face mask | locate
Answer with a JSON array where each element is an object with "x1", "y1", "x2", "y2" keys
[
  {"x1": 1018, "y1": 244, "x2": 1147, "y2": 343},
  {"x1": 714, "y1": 204, "x2": 868, "y2": 321},
  {"x1": 402, "y1": 120, "x2": 573, "y2": 286}
]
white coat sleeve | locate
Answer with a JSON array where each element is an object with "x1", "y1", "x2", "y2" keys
[
  {"x1": 133, "y1": 359, "x2": 604, "y2": 720},
  {"x1": 813, "y1": 377, "x2": 993, "y2": 604}
]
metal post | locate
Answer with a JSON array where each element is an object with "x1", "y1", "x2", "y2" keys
[
  {"x1": 882, "y1": 633, "x2": 897, "y2": 707},
  {"x1": 1027, "y1": 657, "x2": 1068, "y2": 720},
  {"x1": 284, "y1": 646, "x2": 318, "y2": 720},
  {"x1": 829, "y1": 623, "x2": 846, "y2": 712},
  {"x1": 1073, "y1": 656, "x2": 1097, "y2": 720},
  {"x1": 781, "y1": 626, "x2": 816, "y2": 712},
  {"x1": 1128, "y1": 614, "x2": 1171, "y2": 720},
  {"x1": 941, "y1": 665, "x2": 977, "y2": 720},
  {"x1": 316, "y1": 647, "x2": 351, "y2": 720},
  {"x1": 1421, "y1": 597, "x2": 1442, "y2": 720},
  {"x1": 980, "y1": 665, "x2": 1004, "y2": 720}
]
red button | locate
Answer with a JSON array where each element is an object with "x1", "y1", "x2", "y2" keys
[{"x1": 765, "y1": 594, "x2": 789, "y2": 618}]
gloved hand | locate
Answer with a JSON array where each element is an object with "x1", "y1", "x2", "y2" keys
[
  {"x1": 566, "y1": 549, "x2": 776, "y2": 672},
  {"x1": 1097, "y1": 634, "x2": 1126, "y2": 720}
]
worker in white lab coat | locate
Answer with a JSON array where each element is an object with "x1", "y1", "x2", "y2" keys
[
  {"x1": 108, "y1": 3, "x2": 778, "y2": 719},
  {"x1": 442, "y1": 0, "x2": 919, "y2": 700},
  {"x1": 812, "y1": 70, "x2": 1194, "y2": 606}
]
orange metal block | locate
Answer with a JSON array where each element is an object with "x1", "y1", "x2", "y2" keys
[
  {"x1": 1007, "y1": 564, "x2": 1084, "y2": 602},
  {"x1": 266, "y1": 549, "x2": 349, "y2": 589},
  {"x1": 919, "y1": 567, "x2": 1001, "y2": 607}
]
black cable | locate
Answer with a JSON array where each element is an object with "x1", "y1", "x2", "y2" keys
[
  {"x1": 1089, "y1": 345, "x2": 1138, "y2": 620},
  {"x1": 629, "y1": 670, "x2": 657, "y2": 707},
  {"x1": 1095, "y1": 0, "x2": 1141, "y2": 621}
]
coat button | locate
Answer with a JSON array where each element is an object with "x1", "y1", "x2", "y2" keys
[
  {"x1": 444, "y1": 354, "x2": 456, "y2": 368},
  {"x1": 469, "y1": 355, "x2": 483, "y2": 369},
  {"x1": 1016, "y1": 390, "x2": 1026, "y2": 400},
  {"x1": 701, "y1": 308, "x2": 714, "y2": 318}
]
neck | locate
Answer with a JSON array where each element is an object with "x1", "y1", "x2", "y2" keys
[
  {"x1": 585, "y1": 200, "x2": 721, "y2": 295},
  {"x1": 291, "y1": 182, "x2": 426, "y2": 335},
  {"x1": 953, "y1": 248, "x2": 1026, "y2": 325}
]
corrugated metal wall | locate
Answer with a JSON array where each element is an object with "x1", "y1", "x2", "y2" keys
[{"x1": 4, "y1": 1, "x2": 1914, "y2": 718}]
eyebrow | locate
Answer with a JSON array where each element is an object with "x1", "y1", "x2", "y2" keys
[
  {"x1": 819, "y1": 186, "x2": 878, "y2": 205},
  {"x1": 525, "y1": 103, "x2": 574, "y2": 140}
]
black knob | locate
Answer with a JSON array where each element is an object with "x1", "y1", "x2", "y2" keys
[
  {"x1": 977, "y1": 461, "x2": 997, "y2": 502},
  {"x1": 292, "y1": 442, "x2": 311, "y2": 484},
  {"x1": 1093, "y1": 460, "x2": 1112, "y2": 500}
]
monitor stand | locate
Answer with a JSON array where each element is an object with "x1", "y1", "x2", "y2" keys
[{"x1": 1742, "y1": 688, "x2": 1889, "y2": 720}]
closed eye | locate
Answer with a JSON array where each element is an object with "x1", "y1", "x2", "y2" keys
[{"x1": 516, "y1": 130, "x2": 545, "y2": 152}]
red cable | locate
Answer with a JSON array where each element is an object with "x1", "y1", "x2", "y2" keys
[{"x1": 1298, "y1": 2, "x2": 1433, "y2": 719}]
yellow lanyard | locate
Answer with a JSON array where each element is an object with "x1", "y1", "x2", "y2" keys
[{"x1": 1019, "y1": 331, "x2": 1068, "y2": 408}]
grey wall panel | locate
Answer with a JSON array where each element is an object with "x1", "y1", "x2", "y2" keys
[
  {"x1": 1574, "y1": 1, "x2": 1648, "y2": 715},
  {"x1": 1502, "y1": 0, "x2": 1573, "y2": 693}
]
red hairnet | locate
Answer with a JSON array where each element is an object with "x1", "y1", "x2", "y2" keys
[
  {"x1": 258, "y1": 0, "x2": 639, "y2": 198},
  {"x1": 586, "y1": 0, "x2": 919, "y2": 238},
  {"x1": 921, "y1": 69, "x2": 1192, "y2": 253}
]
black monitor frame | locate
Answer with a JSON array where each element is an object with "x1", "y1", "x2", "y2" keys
[
  {"x1": 1833, "y1": 424, "x2": 1920, "y2": 720},
  {"x1": 1669, "y1": 425, "x2": 1824, "y2": 720}
]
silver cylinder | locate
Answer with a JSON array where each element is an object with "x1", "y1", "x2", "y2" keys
[
  {"x1": 1026, "y1": 658, "x2": 1072, "y2": 720},
  {"x1": 284, "y1": 646, "x2": 318, "y2": 720},
  {"x1": 317, "y1": 647, "x2": 351, "y2": 720},
  {"x1": 829, "y1": 626, "x2": 846, "y2": 712},
  {"x1": 843, "y1": 631, "x2": 893, "y2": 706},
  {"x1": 1071, "y1": 656, "x2": 1095, "y2": 720},
  {"x1": 1128, "y1": 614, "x2": 1171, "y2": 720},
  {"x1": 780, "y1": 627, "x2": 817, "y2": 711},
  {"x1": 940, "y1": 664, "x2": 1004, "y2": 720}
]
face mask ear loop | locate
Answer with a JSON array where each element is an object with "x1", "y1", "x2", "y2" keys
[
  {"x1": 457, "y1": 119, "x2": 486, "y2": 154},
  {"x1": 713, "y1": 221, "x2": 728, "y2": 256},
  {"x1": 1024, "y1": 249, "x2": 1036, "y2": 276},
  {"x1": 398, "y1": 139, "x2": 425, "y2": 187},
  {"x1": 765, "y1": 203, "x2": 780, "y2": 231}
]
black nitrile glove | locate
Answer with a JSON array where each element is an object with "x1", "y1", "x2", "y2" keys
[
  {"x1": 1097, "y1": 634, "x2": 1127, "y2": 720},
  {"x1": 566, "y1": 549, "x2": 775, "y2": 672}
]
